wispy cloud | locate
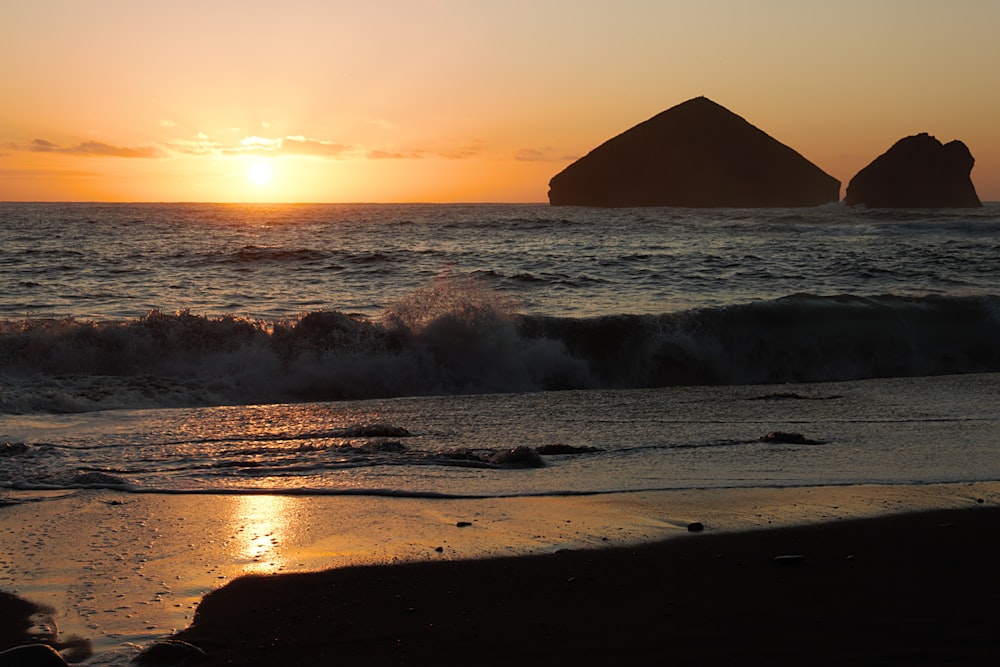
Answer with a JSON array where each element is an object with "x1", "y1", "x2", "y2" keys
[
  {"x1": 170, "y1": 134, "x2": 355, "y2": 157},
  {"x1": 367, "y1": 148, "x2": 424, "y2": 160},
  {"x1": 280, "y1": 136, "x2": 354, "y2": 157},
  {"x1": 513, "y1": 147, "x2": 578, "y2": 162},
  {"x1": 436, "y1": 140, "x2": 486, "y2": 160},
  {"x1": 23, "y1": 138, "x2": 165, "y2": 158},
  {"x1": 166, "y1": 136, "x2": 225, "y2": 156},
  {"x1": 239, "y1": 136, "x2": 283, "y2": 151},
  {"x1": 26, "y1": 139, "x2": 58, "y2": 152},
  {"x1": 11, "y1": 133, "x2": 498, "y2": 162}
]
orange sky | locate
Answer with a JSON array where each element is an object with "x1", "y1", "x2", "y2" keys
[{"x1": 2, "y1": 0, "x2": 998, "y2": 203}]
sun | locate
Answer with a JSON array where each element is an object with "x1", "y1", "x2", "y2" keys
[{"x1": 247, "y1": 161, "x2": 273, "y2": 186}]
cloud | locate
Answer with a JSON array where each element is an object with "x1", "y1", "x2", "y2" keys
[
  {"x1": 24, "y1": 138, "x2": 165, "y2": 158},
  {"x1": 166, "y1": 136, "x2": 224, "y2": 156},
  {"x1": 26, "y1": 139, "x2": 58, "y2": 152},
  {"x1": 366, "y1": 149, "x2": 424, "y2": 160},
  {"x1": 513, "y1": 147, "x2": 578, "y2": 162},
  {"x1": 159, "y1": 119, "x2": 178, "y2": 127},
  {"x1": 239, "y1": 135, "x2": 282, "y2": 150},
  {"x1": 11, "y1": 132, "x2": 500, "y2": 164},
  {"x1": 436, "y1": 140, "x2": 486, "y2": 160},
  {"x1": 280, "y1": 136, "x2": 353, "y2": 157},
  {"x1": 367, "y1": 140, "x2": 496, "y2": 161},
  {"x1": 171, "y1": 134, "x2": 355, "y2": 157},
  {"x1": 70, "y1": 141, "x2": 165, "y2": 158}
]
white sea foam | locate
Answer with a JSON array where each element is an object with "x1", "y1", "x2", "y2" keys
[{"x1": 2, "y1": 289, "x2": 999, "y2": 414}]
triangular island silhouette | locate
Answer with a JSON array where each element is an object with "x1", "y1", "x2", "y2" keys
[{"x1": 548, "y1": 96, "x2": 840, "y2": 208}]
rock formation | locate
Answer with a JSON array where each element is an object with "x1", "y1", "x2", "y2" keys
[
  {"x1": 844, "y1": 133, "x2": 982, "y2": 208},
  {"x1": 548, "y1": 97, "x2": 840, "y2": 207}
]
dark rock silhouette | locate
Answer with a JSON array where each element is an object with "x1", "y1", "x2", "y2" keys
[
  {"x1": 0, "y1": 644, "x2": 69, "y2": 667},
  {"x1": 548, "y1": 97, "x2": 840, "y2": 208},
  {"x1": 844, "y1": 133, "x2": 982, "y2": 208},
  {"x1": 488, "y1": 446, "x2": 545, "y2": 468},
  {"x1": 759, "y1": 431, "x2": 822, "y2": 445},
  {"x1": 0, "y1": 591, "x2": 91, "y2": 664},
  {"x1": 535, "y1": 443, "x2": 601, "y2": 455},
  {"x1": 134, "y1": 639, "x2": 206, "y2": 666}
]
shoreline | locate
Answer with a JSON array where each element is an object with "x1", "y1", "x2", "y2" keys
[{"x1": 1, "y1": 482, "x2": 998, "y2": 662}]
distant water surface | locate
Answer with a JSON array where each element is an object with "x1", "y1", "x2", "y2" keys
[{"x1": 3, "y1": 202, "x2": 999, "y2": 321}]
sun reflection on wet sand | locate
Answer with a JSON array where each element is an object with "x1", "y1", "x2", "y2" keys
[{"x1": 230, "y1": 495, "x2": 293, "y2": 574}]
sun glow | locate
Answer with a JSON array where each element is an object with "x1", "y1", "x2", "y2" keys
[{"x1": 247, "y1": 161, "x2": 273, "y2": 186}]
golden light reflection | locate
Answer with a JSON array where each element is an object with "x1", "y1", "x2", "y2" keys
[{"x1": 230, "y1": 495, "x2": 292, "y2": 574}]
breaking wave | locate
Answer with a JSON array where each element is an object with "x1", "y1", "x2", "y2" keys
[{"x1": 2, "y1": 280, "x2": 999, "y2": 414}]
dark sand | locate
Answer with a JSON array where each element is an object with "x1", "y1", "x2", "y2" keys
[
  {"x1": 170, "y1": 506, "x2": 998, "y2": 666},
  {"x1": 4, "y1": 506, "x2": 999, "y2": 665}
]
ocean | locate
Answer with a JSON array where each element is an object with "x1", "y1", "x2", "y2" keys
[{"x1": 2, "y1": 202, "x2": 1000, "y2": 497}]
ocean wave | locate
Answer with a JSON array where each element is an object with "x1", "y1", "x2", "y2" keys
[{"x1": 2, "y1": 283, "x2": 999, "y2": 414}]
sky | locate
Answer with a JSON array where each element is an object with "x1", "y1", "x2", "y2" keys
[{"x1": 2, "y1": 0, "x2": 998, "y2": 203}]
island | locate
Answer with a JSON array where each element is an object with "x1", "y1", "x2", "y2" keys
[
  {"x1": 844, "y1": 133, "x2": 982, "y2": 208},
  {"x1": 547, "y1": 96, "x2": 840, "y2": 208}
]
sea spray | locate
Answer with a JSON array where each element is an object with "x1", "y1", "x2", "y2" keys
[
  {"x1": 0, "y1": 278, "x2": 590, "y2": 413},
  {"x1": 3, "y1": 285, "x2": 1000, "y2": 414}
]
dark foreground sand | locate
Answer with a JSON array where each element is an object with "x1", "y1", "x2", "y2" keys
[
  {"x1": 5, "y1": 506, "x2": 999, "y2": 666},
  {"x1": 166, "y1": 506, "x2": 1000, "y2": 665}
]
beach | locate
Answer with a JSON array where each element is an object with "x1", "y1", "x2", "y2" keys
[
  {"x1": 173, "y1": 504, "x2": 1000, "y2": 666},
  {"x1": 2, "y1": 483, "x2": 998, "y2": 664}
]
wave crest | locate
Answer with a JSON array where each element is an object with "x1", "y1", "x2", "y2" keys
[{"x1": 2, "y1": 284, "x2": 999, "y2": 413}]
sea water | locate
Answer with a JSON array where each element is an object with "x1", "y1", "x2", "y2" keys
[
  {"x1": 3, "y1": 203, "x2": 1000, "y2": 663},
  {"x1": 2, "y1": 202, "x2": 1000, "y2": 497}
]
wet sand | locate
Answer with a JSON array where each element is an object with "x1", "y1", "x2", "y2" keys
[
  {"x1": 174, "y1": 505, "x2": 1000, "y2": 666},
  {"x1": 2, "y1": 483, "x2": 999, "y2": 664}
]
